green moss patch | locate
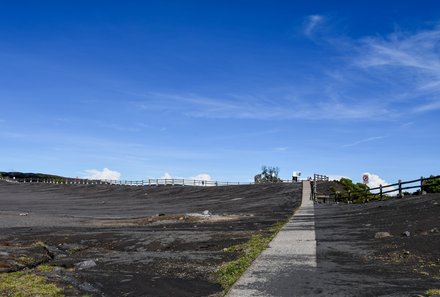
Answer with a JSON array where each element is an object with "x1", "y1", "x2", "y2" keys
[
  {"x1": 0, "y1": 271, "x2": 64, "y2": 297},
  {"x1": 216, "y1": 220, "x2": 288, "y2": 294},
  {"x1": 426, "y1": 288, "x2": 440, "y2": 296},
  {"x1": 36, "y1": 264, "x2": 56, "y2": 273},
  {"x1": 16, "y1": 256, "x2": 35, "y2": 266}
]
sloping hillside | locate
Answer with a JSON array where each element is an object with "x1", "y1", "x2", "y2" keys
[{"x1": 0, "y1": 182, "x2": 302, "y2": 297}]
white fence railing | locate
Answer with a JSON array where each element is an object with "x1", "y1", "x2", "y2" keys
[{"x1": 0, "y1": 176, "x2": 302, "y2": 187}]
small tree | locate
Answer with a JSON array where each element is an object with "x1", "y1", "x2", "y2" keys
[
  {"x1": 338, "y1": 177, "x2": 374, "y2": 202},
  {"x1": 256, "y1": 166, "x2": 282, "y2": 183},
  {"x1": 422, "y1": 175, "x2": 440, "y2": 193}
]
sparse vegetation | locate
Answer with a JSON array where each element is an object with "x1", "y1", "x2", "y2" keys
[
  {"x1": 0, "y1": 271, "x2": 64, "y2": 297},
  {"x1": 337, "y1": 178, "x2": 380, "y2": 203},
  {"x1": 37, "y1": 264, "x2": 56, "y2": 273},
  {"x1": 422, "y1": 175, "x2": 440, "y2": 193},
  {"x1": 216, "y1": 235, "x2": 272, "y2": 292},
  {"x1": 425, "y1": 288, "x2": 440, "y2": 296},
  {"x1": 216, "y1": 219, "x2": 288, "y2": 294},
  {"x1": 17, "y1": 256, "x2": 34, "y2": 266}
]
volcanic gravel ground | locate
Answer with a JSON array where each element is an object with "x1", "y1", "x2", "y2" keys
[
  {"x1": 311, "y1": 193, "x2": 440, "y2": 296},
  {"x1": 0, "y1": 181, "x2": 302, "y2": 297}
]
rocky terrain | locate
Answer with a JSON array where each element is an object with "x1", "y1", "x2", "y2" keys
[
  {"x1": 1, "y1": 180, "x2": 439, "y2": 296},
  {"x1": 312, "y1": 192, "x2": 440, "y2": 296},
  {"x1": 0, "y1": 181, "x2": 302, "y2": 296}
]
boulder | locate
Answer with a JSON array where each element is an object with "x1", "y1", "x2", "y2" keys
[
  {"x1": 75, "y1": 260, "x2": 97, "y2": 270},
  {"x1": 402, "y1": 231, "x2": 411, "y2": 237},
  {"x1": 374, "y1": 232, "x2": 391, "y2": 239}
]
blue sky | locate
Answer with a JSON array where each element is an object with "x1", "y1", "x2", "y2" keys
[{"x1": 1, "y1": 1, "x2": 439, "y2": 185}]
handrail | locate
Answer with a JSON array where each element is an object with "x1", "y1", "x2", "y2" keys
[
  {"x1": 0, "y1": 176, "x2": 303, "y2": 187},
  {"x1": 327, "y1": 175, "x2": 440, "y2": 203}
]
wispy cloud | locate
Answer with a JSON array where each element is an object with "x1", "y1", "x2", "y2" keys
[
  {"x1": 413, "y1": 100, "x2": 440, "y2": 113},
  {"x1": 135, "y1": 92, "x2": 390, "y2": 121},
  {"x1": 0, "y1": 131, "x2": 28, "y2": 139},
  {"x1": 304, "y1": 15, "x2": 325, "y2": 37},
  {"x1": 132, "y1": 25, "x2": 440, "y2": 122},
  {"x1": 96, "y1": 121, "x2": 141, "y2": 133},
  {"x1": 342, "y1": 136, "x2": 384, "y2": 148},
  {"x1": 400, "y1": 121, "x2": 415, "y2": 128},
  {"x1": 356, "y1": 26, "x2": 440, "y2": 111}
]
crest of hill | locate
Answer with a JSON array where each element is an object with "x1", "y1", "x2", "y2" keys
[{"x1": 0, "y1": 171, "x2": 67, "y2": 180}]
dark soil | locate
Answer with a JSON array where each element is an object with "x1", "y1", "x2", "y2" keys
[
  {"x1": 313, "y1": 193, "x2": 440, "y2": 296},
  {"x1": 2, "y1": 180, "x2": 438, "y2": 296},
  {"x1": 0, "y1": 181, "x2": 302, "y2": 297}
]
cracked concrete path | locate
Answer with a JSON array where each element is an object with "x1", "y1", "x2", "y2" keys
[{"x1": 227, "y1": 181, "x2": 316, "y2": 297}]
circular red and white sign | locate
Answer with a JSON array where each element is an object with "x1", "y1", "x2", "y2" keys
[{"x1": 363, "y1": 174, "x2": 369, "y2": 183}]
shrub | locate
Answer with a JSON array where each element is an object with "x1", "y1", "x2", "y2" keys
[
  {"x1": 337, "y1": 178, "x2": 379, "y2": 202},
  {"x1": 422, "y1": 175, "x2": 440, "y2": 193}
]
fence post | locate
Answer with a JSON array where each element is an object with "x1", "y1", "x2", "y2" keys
[
  {"x1": 380, "y1": 184, "x2": 383, "y2": 200},
  {"x1": 398, "y1": 179, "x2": 402, "y2": 198},
  {"x1": 420, "y1": 176, "x2": 425, "y2": 195},
  {"x1": 348, "y1": 190, "x2": 351, "y2": 203},
  {"x1": 313, "y1": 179, "x2": 317, "y2": 201}
]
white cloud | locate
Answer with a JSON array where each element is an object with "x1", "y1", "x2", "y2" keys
[
  {"x1": 191, "y1": 173, "x2": 212, "y2": 181},
  {"x1": 327, "y1": 174, "x2": 349, "y2": 181},
  {"x1": 362, "y1": 172, "x2": 396, "y2": 193},
  {"x1": 84, "y1": 168, "x2": 121, "y2": 180},
  {"x1": 362, "y1": 172, "x2": 388, "y2": 188},
  {"x1": 160, "y1": 172, "x2": 173, "y2": 179},
  {"x1": 156, "y1": 172, "x2": 212, "y2": 182}
]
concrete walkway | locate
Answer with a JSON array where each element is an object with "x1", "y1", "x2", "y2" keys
[{"x1": 227, "y1": 181, "x2": 316, "y2": 297}]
